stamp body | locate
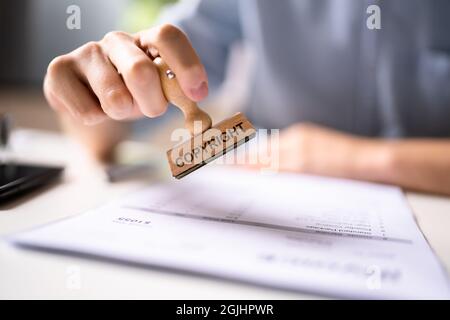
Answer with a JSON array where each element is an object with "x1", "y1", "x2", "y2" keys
[
  {"x1": 153, "y1": 57, "x2": 255, "y2": 179},
  {"x1": 167, "y1": 113, "x2": 256, "y2": 179}
]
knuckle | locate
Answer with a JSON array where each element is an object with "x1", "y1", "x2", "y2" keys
[
  {"x1": 99, "y1": 87, "x2": 134, "y2": 120},
  {"x1": 154, "y1": 23, "x2": 183, "y2": 43},
  {"x1": 104, "y1": 87, "x2": 129, "y2": 106},
  {"x1": 46, "y1": 55, "x2": 72, "y2": 77},
  {"x1": 79, "y1": 41, "x2": 102, "y2": 56},
  {"x1": 103, "y1": 30, "x2": 129, "y2": 43},
  {"x1": 124, "y1": 58, "x2": 156, "y2": 82}
]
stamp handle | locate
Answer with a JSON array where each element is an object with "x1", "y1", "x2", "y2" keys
[{"x1": 153, "y1": 57, "x2": 212, "y2": 135}]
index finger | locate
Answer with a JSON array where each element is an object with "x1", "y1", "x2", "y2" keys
[{"x1": 137, "y1": 24, "x2": 209, "y2": 102}]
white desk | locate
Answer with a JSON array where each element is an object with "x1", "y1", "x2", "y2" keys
[{"x1": 1, "y1": 129, "x2": 449, "y2": 299}]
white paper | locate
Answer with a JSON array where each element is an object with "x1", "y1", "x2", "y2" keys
[{"x1": 8, "y1": 167, "x2": 450, "y2": 299}]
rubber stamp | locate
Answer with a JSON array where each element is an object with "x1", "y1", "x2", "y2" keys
[{"x1": 153, "y1": 57, "x2": 256, "y2": 179}]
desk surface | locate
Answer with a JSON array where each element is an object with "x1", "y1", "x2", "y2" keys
[{"x1": 1, "y1": 129, "x2": 450, "y2": 299}]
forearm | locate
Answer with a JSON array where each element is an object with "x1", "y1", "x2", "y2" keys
[
  {"x1": 60, "y1": 115, "x2": 129, "y2": 163},
  {"x1": 350, "y1": 138, "x2": 450, "y2": 195}
]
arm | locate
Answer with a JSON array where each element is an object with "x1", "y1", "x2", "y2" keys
[
  {"x1": 363, "y1": 139, "x2": 450, "y2": 195},
  {"x1": 257, "y1": 123, "x2": 450, "y2": 196}
]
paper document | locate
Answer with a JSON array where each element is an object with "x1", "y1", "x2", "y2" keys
[{"x1": 8, "y1": 167, "x2": 450, "y2": 298}]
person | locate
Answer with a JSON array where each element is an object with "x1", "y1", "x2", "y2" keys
[{"x1": 43, "y1": 0, "x2": 450, "y2": 195}]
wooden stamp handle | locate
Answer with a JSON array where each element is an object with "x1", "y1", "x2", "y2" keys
[{"x1": 153, "y1": 57, "x2": 212, "y2": 135}]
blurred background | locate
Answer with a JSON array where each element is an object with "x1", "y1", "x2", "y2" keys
[{"x1": 0, "y1": 0, "x2": 178, "y2": 132}]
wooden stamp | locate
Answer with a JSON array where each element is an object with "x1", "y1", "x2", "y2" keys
[{"x1": 153, "y1": 57, "x2": 256, "y2": 179}]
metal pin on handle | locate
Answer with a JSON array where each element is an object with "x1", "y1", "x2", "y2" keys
[{"x1": 166, "y1": 70, "x2": 175, "y2": 80}]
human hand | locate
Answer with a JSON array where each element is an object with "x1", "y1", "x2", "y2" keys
[
  {"x1": 274, "y1": 123, "x2": 359, "y2": 176},
  {"x1": 44, "y1": 24, "x2": 208, "y2": 125},
  {"x1": 248, "y1": 123, "x2": 392, "y2": 180}
]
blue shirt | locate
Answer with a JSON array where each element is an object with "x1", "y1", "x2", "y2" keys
[{"x1": 161, "y1": 0, "x2": 450, "y2": 137}]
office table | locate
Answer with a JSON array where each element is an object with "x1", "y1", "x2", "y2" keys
[{"x1": 1, "y1": 129, "x2": 449, "y2": 299}]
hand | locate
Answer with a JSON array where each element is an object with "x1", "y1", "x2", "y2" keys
[
  {"x1": 43, "y1": 24, "x2": 208, "y2": 125},
  {"x1": 275, "y1": 123, "x2": 359, "y2": 176},
  {"x1": 252, "y1": 123, "x2": 450, "y2": 196},
  {"x1": 249, "y1": 123, "x2": 393, "y2": 180}
]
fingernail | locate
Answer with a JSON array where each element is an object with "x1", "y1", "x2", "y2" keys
[{"x1": 190, "y1": 81, "x2": 208, "y2": 101}]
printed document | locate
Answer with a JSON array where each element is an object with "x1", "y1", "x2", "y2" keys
[{"x1": 9, "y1": 167, "x2": 450, "y2": 298}]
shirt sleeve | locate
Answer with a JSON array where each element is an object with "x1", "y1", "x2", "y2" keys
[{"x1": 157, "y1": 0, "x2": 242, "y2": 91}]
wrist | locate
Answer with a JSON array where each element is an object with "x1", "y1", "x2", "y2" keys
[{"x1": 351, "y1": 138, "x2": 397, "y2": 183}]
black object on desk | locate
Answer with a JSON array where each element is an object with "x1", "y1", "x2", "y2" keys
[
  {"x1": 0, "y1": 164, "x2": 64, "y2": 203},
  {"x1": 0, "y1": 114, "x2": 64, "y2": 204}
]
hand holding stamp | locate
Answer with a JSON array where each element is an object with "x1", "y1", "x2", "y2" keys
[{"x1": 153, "y1": 57, "x2": 256, "y2": 179}]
